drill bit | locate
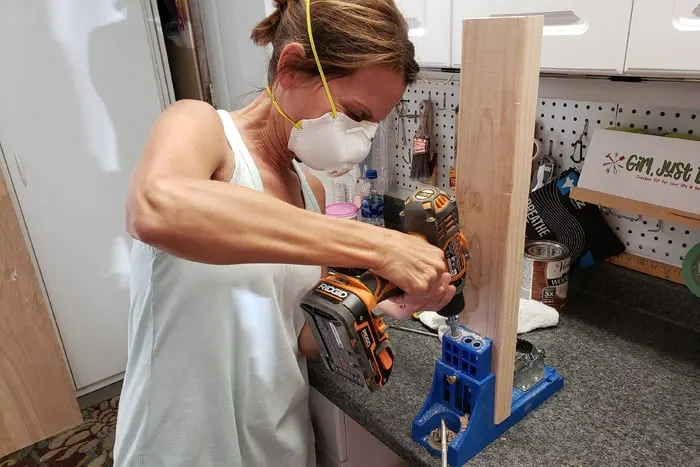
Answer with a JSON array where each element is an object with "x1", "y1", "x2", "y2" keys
[
  {"x1": 441, "y1": 418, "x2": 448, "y2": 467},
  {"x1": 446, "y1": 315, "x2": 459, "y2": 337}
]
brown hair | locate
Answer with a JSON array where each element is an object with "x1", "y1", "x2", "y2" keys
[{"x1": 251, "y1": 0, "x2": 419, "y2": 86}]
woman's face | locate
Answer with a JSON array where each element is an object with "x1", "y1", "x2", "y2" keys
[{"x1": 275, "y1": 52, "x2": 407, "y2": 126}]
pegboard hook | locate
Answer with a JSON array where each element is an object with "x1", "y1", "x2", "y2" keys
[
  {"x1": 435, "y1": 92, "x2": 448, "y2": 111},
  {"x1": 570, "y1": 120, "x2": 590, "y2": 164},
  {"x1": 601, "y1": 207, "x2": 641, "y2": 222},
  {"x1": 647, "y1": 219, "x2": 663, "y2": 232}
]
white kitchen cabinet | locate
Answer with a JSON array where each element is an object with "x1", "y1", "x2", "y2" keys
[
  {"x1": 396, "y1": 0, "x2": 452, "y2": 68},
  {"x1": 625, "y1": 0, "x2": 700, "y2": 77},
  {"x1": 0, "y1": 0, "x2": 170, "y2": 392},
  {"x1": 451, "y1": 0, "x2": 634, "y2": 75},
  {"x1": 310, "y1": 388, "x2": 408, "y2": 467}
]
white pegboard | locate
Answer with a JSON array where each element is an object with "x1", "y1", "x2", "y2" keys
[
  {"x1": 384, "y1": 73, "x2": 700, "y2": 268},
  {"x1": 387, "y1": 77, "x2": 460, "y2": 192}
]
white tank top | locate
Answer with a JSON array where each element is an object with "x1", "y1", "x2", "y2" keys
[{"x1": 114, "y1": 110, "x2": 321, "y2": 467}]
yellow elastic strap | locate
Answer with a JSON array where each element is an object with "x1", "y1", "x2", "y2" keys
[
  {"x1": 306, "y1": 0, "x2": 337, "y2": 117},
  {"x1": 265, "y1": 86, "x2": 303, "y2": 129}
]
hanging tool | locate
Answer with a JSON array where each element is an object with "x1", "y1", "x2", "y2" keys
[
  {"x1": 410, "y1": 99, "x2": 432, "y2": 181},
  {"x1": 530, "y1": 140, "x2": 556, "y2": 191},
  {"x1": 570, "y1": 120, "x2": 590, "y2": 164},
  {"x1": 300, "y1": 186, "x2": 470, "y2": 391}
]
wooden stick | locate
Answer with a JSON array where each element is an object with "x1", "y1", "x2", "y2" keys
[
  {"x1": 607, "y1": 252, "x2": 684, "y2": 284},
  {"x1": 570, "y1": 186, "x2": 700, "y2": 230},
  {"x1": 455, "y1": 16, "x2": 543, "y2": 424}
]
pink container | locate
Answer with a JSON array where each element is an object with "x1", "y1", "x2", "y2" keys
[{"x1": 326, "y1": 202, "x2": 358, "y2": 220}]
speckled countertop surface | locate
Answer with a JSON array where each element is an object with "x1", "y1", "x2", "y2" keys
[{"x1": 308, "y1": 280, "x2": 700, "y2": 466}]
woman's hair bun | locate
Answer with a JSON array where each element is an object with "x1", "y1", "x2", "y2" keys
[{"x1": 250, "y1": 0, "x2": 290, "y2": 46}]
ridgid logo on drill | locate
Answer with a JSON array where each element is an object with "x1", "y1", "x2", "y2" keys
[{"x1": 317, "y1": 283, "x2": 349, "y2": 299}]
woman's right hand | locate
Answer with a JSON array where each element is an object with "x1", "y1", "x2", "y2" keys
[{"x1": 371, "y1": 229, "x2": 456, "y2": 319}]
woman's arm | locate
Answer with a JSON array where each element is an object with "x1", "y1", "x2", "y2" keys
[
  {"x1": 130, "y1": 100, "x2": 380, "y2": 268},
  {"x1": 127, "y1": 100, "x2": 452, "y2": 304}
]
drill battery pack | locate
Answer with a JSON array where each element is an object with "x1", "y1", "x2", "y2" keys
[{"x1": 300, "y1": 274, "x2": 394, "y2": 392}]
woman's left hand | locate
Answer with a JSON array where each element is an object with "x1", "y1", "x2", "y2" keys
[{"x1": 377, "y1": 272, "x2": 456, "y2": 320}]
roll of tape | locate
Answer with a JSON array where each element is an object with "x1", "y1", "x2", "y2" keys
[{"x1": 681, "y1": 242, "x2": 700, "y2": 298}]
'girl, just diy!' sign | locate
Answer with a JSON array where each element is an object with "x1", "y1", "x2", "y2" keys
[{"x1": 577, "y1": 129, "x2": 700, "y2": 216}]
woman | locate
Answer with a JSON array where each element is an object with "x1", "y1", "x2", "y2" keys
[{"x1": 113, "y1": 0, "x2": 456, "y2": 465}]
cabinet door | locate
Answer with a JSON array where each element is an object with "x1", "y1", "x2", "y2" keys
[
  {"x1": 452, "y1": 0, "x2": 634, "y2": 74},
  {"x1": 0, "y1": 0, "x2": 168, "y2": 391},
  {"x1": 625, "y1": 0, "x2": 700, "y2": 76},
  {"x1": 396, "y1": 0, "x2": 452, "y2": 67},
  {"x1": 0, "y1": 163, "x2": 83, "y2": 457}
]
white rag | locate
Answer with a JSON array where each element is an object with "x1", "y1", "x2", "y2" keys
[{"x1": 421, "y1": 298, "x2": 559, "y2": 336}]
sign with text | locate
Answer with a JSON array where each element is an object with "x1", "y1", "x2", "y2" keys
[{"x1": 577, "y1": 129, "x2": 700, "y2": 216}]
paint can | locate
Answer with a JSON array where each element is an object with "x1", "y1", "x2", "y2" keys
[{"x1": 521, "y1": 240, "x2": 570, "y2": 311}]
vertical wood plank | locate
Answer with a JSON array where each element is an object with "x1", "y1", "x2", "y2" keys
[
  {"x1": 0, "y1": 170, "x2": 82, "y2": 457},
  {"x1": 455, "y1": 16, "x2": 543, "y2": 424}
]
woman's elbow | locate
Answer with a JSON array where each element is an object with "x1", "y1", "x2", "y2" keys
[{"x1": 126, "y1": 180, "x2": 172, "y2": 244}]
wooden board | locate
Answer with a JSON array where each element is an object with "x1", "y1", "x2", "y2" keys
[
  {"x1": 455, "y1": 16, "x2": 544, "y2": 424},
  {"x1": 607, "y1": 252, "x2": 684, "y2": 284},
  {"x1": 0, "y1": 169, "x2": 82, "y2": 456},
  {"x1": 570, "y1": 186, "x2": 700, "y2": 230}
]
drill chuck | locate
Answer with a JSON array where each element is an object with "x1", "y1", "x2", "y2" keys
[{"x1": 439, "y1": 291, "x2": 465, "y2": 318}]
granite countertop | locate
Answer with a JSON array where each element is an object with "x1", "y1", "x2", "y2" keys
[{"x1": 308, "y1": 285, "x2": 700, "y2": 466}]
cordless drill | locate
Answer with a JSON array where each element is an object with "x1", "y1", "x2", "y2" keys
[{"x1": 300, "y1": 186, "x2": 469, "y2": 391}]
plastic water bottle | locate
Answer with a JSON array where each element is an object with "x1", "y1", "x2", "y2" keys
[{"x1": 360, "y1": 169, "x2": 385, "y2": 227}]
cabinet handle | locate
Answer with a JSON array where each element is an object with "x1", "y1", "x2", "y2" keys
[
  {"x1": 673, "y1": 2, "x2": 700, "y2": 31},
  {"x1": 13, "y1": 151, "x2": 27, "y2": 187},
  {"x1": 496, "y1": 10, "x2": 587, "y2": 35}
]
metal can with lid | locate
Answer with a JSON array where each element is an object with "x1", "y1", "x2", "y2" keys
[{"x1": 520, "y1": 240, "x2": 570, "y2": 311}]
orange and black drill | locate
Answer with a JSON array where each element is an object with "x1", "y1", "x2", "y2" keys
[{"x1": 300, "y1": 186, "x2": 470, "y2": 391}]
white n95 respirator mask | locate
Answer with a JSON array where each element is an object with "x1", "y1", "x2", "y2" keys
[
  {"x1": 264, "y1": 0, "x2": 379, "y2": 178},
  {"x1": 266, "y1": 87, "x2": 378, "y2": 178}
]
